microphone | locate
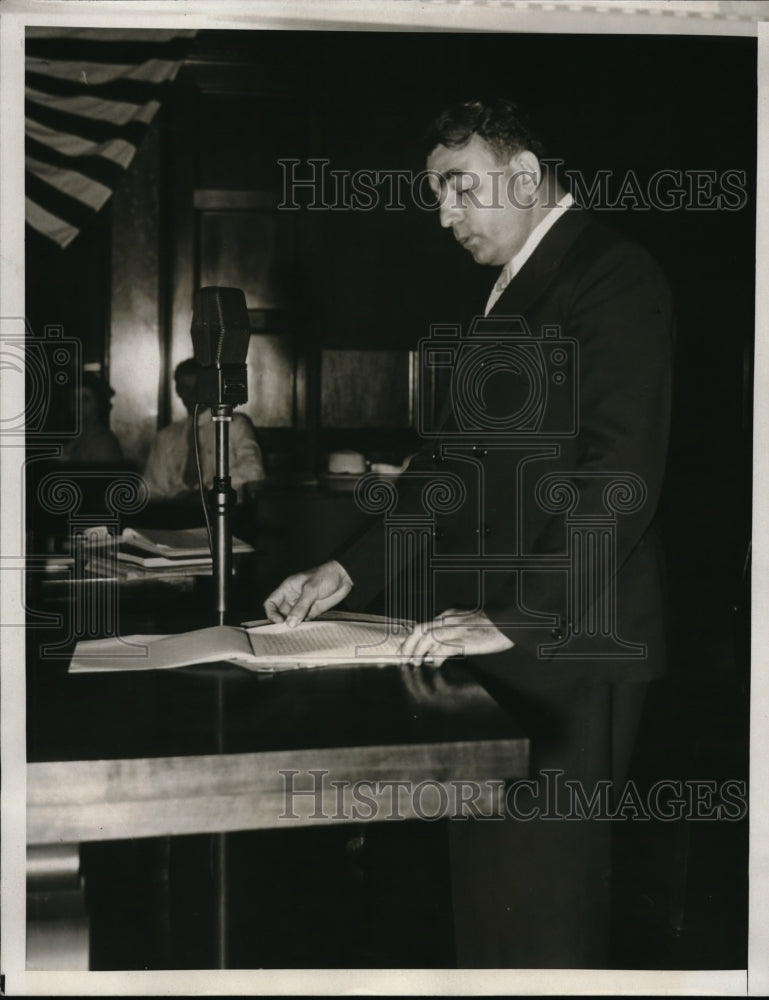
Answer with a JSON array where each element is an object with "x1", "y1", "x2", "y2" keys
[{"x1": 190, "y1": 286, "x2": 250, "y2": 406}]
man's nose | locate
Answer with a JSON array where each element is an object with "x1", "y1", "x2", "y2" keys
[{"x1": 438, "y1": 196, "x2": 462, "y2": 228}]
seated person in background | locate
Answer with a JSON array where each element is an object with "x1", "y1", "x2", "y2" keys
[
  {"x1": 59, "y1": 371, "x2": 125, "y2": 465},
  {"x1": 142, "y1": 358, "x2": 265, "y2": 503}
]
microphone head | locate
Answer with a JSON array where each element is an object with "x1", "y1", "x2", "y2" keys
[{"x1": 191, "y1": 287, "x2": 251, "y2": 366}]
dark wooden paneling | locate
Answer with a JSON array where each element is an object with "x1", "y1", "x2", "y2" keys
[
  {"x1": 321, "y1": 349, "x2": 413, "y2": 429},
  {"x1": 110, "y1": 120, "x2": 163, "y2": 465},
  {"x1": 243, "y1": 334, "x2": 295, "y2": 428},
  {"x1": 197, "y1": 91, "x2": 304, "y2": 191},
  {"x1": 25, "y1": 205, "x2": 111, "y2": 368},
  {"x1": 198, "y1": 209, "x2": 296, "y2": 312},
  {"x1": 164, "y1": 55, "x2": 428, "y2": 474}
]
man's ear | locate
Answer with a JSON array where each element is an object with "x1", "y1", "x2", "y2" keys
[{"x1": 508, "y1": 149, "x2": 541, "y2": 202}]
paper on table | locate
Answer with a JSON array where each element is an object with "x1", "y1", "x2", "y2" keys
[
  {"x1": 239, "y1": 610, "x2": 415, "y2": 629},
  {"x1": 85, "y1": 556, "x2": 212, "y2": 579},
  {"x1": 243, "y1": 619, "x2": 413, "y2": 664},
  {"x1": 68, "y1": 619, "x2": 418, "y2": 673},
  {"x1": 121, "y1": 526, "x2": 253, "y2": 558},
  {"x1": 68, "y1": 626, "x2": 254, "y2": 673}
]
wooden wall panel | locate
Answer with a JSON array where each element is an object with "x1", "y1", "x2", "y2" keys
[
  {"x1": 321, "y1": 350, "x2": 413, "y2": 429},
  {"x1": 109, "y1": 122, "x2": 163, "y2": 467},
  {"x1": 163, "y1": 44, "x2": 431, "y2": 472},
  {"x1": 242, "y1": 334, "x2": 295, "y2": 428},
  {"x1": 197, "y1": 92, "x2": 303, "y2": 192},
  {"x1": 198, "y1": 208, "x2": 295, "y2": 312}
]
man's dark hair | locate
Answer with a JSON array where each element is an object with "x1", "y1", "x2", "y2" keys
[
  {"x1": 174, "y1": 357, "x2": 200, "y2": 381},
  {"x1": 424, "y1": 98, "x2": 546, "y2": 162}
]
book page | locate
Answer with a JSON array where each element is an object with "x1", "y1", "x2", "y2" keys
[
  {"x1": 69, "y1": 626, "x2": 254, "y2": 673},
  {"x1": 244, "y1": 619, "x2": 414, "y2": 666}
]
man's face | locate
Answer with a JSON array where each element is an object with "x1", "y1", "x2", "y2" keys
[{"x1": 426, "y1": 134, "x2": 539, "y2": 267}]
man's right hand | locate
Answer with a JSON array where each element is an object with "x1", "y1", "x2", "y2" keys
[{"x1": 263, "y1": 560, "x2": 353, "y2": 627}]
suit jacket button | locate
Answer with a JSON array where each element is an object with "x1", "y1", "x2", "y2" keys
[
  {"x1": 551, "y1": 628, "x2": 564, "y2": 640},
  {"x1": 432, "y1": 527, "x2": 443, "y2": 541},
  {"x1": 472, "y1": 445, "x2": 488, "y2": 457},
  {"x1": 432, "y1": 449, "x2": 443, "y2": 464}
]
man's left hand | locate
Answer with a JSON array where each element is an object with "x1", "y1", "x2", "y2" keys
[{"x1": 398, "y1": 608, "x2": 514, "y2": 666}]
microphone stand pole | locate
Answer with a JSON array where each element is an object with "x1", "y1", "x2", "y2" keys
[
  {"x1": 209, "y1": 404, "x2": 236, "y2": 625},
  {"x1": 189, "y1": 286, "x2": 250, "y2": 971},
  {"x1": 209, "y1": 403, "x2": 236, "y2": 968}
]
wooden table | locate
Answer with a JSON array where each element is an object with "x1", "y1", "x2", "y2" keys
[
  {"x1": 28, "y1": 659, "x2": 529, "y2": 842},
  {"x1": 26, "y1": 576, "x2": 529, "y2": 969}
]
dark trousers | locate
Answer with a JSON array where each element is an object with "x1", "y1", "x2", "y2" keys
[{"x1": 449, "y1": 678, "x2": 647, "y2": 968}]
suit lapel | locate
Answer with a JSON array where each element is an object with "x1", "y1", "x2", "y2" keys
[
  {"x1": 489, "y1": 205, "x2": 591, "y2": 318},
  {"x1": 432, "y1": 206, "x2": 592, "y2": 435}
]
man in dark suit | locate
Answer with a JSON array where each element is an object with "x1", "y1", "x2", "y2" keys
[{"x1": 264, "y1": 98, "x2": 674, "y2": 967}]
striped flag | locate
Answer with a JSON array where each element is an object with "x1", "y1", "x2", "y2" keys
[{"x1": 25, "y1": 27, "x2": 196, "y2": 249}]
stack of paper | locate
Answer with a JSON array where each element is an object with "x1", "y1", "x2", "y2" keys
[
  {"x1": 86, "y1": 526, "x2": 253, "y2": 576},
  {"x1": 119, "y1": 527, "x2": 252, "y2": 565}
]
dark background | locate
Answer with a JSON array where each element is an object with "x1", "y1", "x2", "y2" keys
[{"x1": 26, "y1": 30, "x2": 754, "y2": 969}]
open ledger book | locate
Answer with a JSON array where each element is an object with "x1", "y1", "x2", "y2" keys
[{"x1": 68, "y1": 614, "x2": 419, "y2": 674}]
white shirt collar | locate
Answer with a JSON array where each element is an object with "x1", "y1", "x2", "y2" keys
[{"x1": 484, "y1": 191, "x2": 574, "y2": 316}]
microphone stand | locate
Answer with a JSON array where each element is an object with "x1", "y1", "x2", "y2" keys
[
  {"x1": 208, "y1": 404, "x2": 237, "y2": 969},
  {"x1": 209, "y1": 404, "x2": 237, "y2": 625},
  {"x1": 189, "y1": 287, "x2": 251, "y2": 970}
]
